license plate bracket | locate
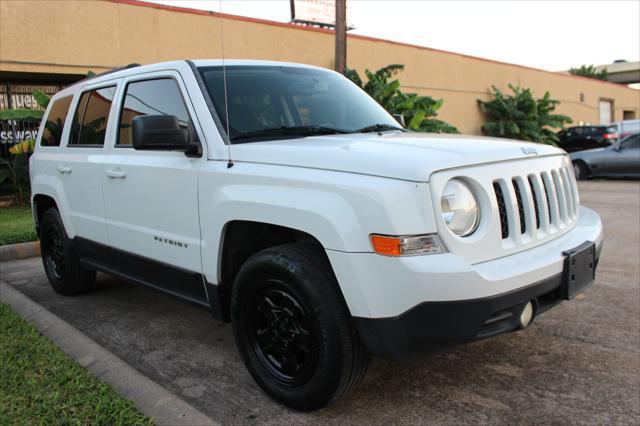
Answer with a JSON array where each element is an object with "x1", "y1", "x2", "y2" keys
[{"x1": 561, "y1": 241, "x2": 596, "y2": 300}]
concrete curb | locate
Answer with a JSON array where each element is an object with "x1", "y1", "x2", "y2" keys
[
  {"x1": 0, "y1": 241, "x2": 40, "y2": 263},
  {"x1": 0, "y1": 282, "x2": 218, "y2": 426}
]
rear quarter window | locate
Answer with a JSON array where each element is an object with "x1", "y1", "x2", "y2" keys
[{"x1": 41, "y1": 96, "x2": 73, "y2": 147}]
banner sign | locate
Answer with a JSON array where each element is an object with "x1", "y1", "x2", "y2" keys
[
  {"x1": 0, "y1": 83, "x2": 60, "y2": 158},
  {"x1": 291, "y1": 0, "x2": 336, "y2": 26}
]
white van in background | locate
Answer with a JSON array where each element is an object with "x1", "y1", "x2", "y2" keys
[{"x1": 610, "y1": 119, "x2": 640, "y2": 139}]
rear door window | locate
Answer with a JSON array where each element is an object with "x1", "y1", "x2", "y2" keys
[
  {"x1": 69, "y1": 86, "x2": 116, "y2": 147},
  {"x1": 41, "y1": 96, "x2": 73, "y2": 147}
]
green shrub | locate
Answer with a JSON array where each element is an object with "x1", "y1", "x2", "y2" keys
[
  {"x1": 477, "y1": 84, "x2": 572, "y2": 145},
  {"x1": 346, "y1": 64, "x2": 458, "y2": 133}
]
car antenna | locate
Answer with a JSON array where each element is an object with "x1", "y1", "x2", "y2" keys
[{"x1": 219, "y1": 0, "x2": 233, "y2": 169}]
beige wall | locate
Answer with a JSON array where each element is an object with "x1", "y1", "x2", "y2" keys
[{"x1": 2, "y1": 0, "x2": 639, "y2": 134}]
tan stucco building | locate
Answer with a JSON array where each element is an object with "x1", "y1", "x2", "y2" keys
[{"x1": 1, "y1": 0, "x2": 639, "y2": 135}]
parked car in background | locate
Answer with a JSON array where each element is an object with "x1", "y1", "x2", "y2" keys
[
  {"x1": 570, "y1": 133, "x2": 640, "y2": 180},
  {"x1": 557, "y1": 125, "x2": 618, "y2": 153},
  {"x1": 609, "y1": 119, "x2": 640, "y2": 139}
]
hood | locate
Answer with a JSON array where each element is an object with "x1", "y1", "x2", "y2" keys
[
  {"x1": 570, "y1": 147, "x2": 606, "y2": 159},
  {"x1": 229, "y1": 132, "x2": 565, "y2": 182}
]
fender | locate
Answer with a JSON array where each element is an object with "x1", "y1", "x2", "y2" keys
[
  {"x1": 198, "y1": 162, "x2": 438, "y2": 316},
  {"x1": 31, "y1": 173, "x2": 76, "y2": 238}
]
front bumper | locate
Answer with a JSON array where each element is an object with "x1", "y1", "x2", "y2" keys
[
  {"x1": 326, "y1": 206, "x2": 603, "y2": 359},
  {"x1": 353, "y1": 253, "x2": 599, "y2": 360}
]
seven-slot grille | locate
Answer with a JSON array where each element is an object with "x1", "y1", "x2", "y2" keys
[{"x1": 493, "y1": 164, "x2": 579, "y2": 240}]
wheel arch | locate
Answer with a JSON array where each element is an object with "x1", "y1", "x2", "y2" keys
[
  {"x1": 213, "y1": 220, "x2": 344, "y2": 322},
  {"x1": 572, "y1": 159, "x2": 591, "y2": 179},
  {"x1": 32, "y1": 193, "x2": 59, "y2": 237}
]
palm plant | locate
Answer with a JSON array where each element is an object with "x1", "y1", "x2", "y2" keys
[
  {"x1": 345, "y1": 64, "x2": 458, "y2": 133},
  {"x1": 477, "y1": 85, "x2": 572, "y2": 145}
]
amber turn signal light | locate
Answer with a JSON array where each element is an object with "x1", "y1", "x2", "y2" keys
[{"x1": 370, "y1": 234, "x2": 446, "y2": 256}]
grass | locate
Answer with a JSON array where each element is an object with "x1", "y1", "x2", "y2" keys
[
  {"x1": 0, "y1": 303, "x2": 154, "y2": 425},
  {"x1": 0, "y1": 207, "x2": 37, "y2": 246}
]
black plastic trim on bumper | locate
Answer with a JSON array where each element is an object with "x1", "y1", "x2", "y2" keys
[{"x1": 354, "y1": 271, "x2": 579, "y2": 360}]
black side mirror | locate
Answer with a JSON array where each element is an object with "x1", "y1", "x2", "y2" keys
[
  {"x1": 392, "y1": 113, "x2": 405, "y2": 127},
  {"x1": 132, "y1": 115, "x2": 201, "y2": 157}
]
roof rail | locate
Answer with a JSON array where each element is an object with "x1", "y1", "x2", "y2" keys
[{"x1": 79, "y1": 63, "x2": 141, "y2": 83}]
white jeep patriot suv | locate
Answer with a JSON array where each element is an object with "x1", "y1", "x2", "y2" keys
[{"x1": 30, "y1": 60, "x2": 603, "y2": 411}]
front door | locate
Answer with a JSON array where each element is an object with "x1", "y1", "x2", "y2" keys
[
  {"x1": 607, "y1": 134, "x2": 640, "y2": 175},
  {"x1": 102, "y1": 73, "x2": 206, "y2": 302}
]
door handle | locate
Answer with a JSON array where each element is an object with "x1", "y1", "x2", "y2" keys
[
  {"x1": 57, "y1": 165, "x2": 72, "y2": 174},
  {"x1": 106, "y1": 168, "x2": 127, "y2": 179}
]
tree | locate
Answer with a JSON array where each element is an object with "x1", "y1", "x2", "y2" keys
[
  {"x1": 345, "y1": 64, "x2": 458, "y2": 133},
  {"x1": 568, "y1": 64, "x2": 608, "y2": 81},
  {"x1": 477, "y1": 84, "x2": 572, "y2": 145}
]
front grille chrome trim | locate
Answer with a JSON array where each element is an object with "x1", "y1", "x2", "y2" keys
[{"x1": 430, "y1": 156, "x2": 580, "y2": 264}]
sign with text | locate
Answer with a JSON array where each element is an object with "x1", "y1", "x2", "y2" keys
[{"x1": 292, "y1": 0, "x2": 336, "y2": 26}]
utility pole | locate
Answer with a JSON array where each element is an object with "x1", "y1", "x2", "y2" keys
[{"x1": 334, "y1": 0, "x2": 346, "y2": 74}]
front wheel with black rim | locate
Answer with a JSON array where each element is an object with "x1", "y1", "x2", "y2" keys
[
  {"x1": 40, "y1": 208, "x2": 96, "y2": 295},
  {"x1": 573, "y1": 161, "x2": 589, "y2": 180},
  {"x1": 231, "y1": 244, "x2": 369, "y2": 411}
]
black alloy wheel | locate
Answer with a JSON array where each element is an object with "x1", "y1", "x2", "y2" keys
[{"x1": 248, "y1": 280, "x2": 320, "y2": 386}]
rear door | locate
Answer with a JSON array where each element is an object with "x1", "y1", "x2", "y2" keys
[
  {"x1": 58, "y1": 83, "x2": 118, "y2": 250},
  {"x1": 101, "y1": 71, "x2": 207, "y2": 302}
]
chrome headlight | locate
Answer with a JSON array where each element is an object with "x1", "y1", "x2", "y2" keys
[{"x1": 440, "y1": 179, "x2": 480, "y2": 237}]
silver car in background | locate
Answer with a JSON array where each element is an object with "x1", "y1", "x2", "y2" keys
[{"x1": 570, "y1": 133, "x2": 640, "y2": 180}]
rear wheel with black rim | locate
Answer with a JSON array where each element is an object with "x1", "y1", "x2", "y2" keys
[
  {"x1": 40, "y1": 208, "x2": 96, "y2": 295},
  {"x1": 231, "y1": 244, "x2": 369, "y2": 411}
]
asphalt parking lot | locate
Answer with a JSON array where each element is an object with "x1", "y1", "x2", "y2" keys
[{"x1": 1, "y1": 180, "x2": 639, "y2": 424}]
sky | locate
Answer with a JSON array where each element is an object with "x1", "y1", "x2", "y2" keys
[{"x1": 142, "y1": 0, "x2": 640, "y2": 72}]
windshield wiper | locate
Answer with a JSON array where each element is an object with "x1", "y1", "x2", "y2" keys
[
  {"x1": 232, "y1": 125, "x2": 349, "y2": 142},
  {"x1": 356, "y1": 123, "x2": 405, "y2": 133}
]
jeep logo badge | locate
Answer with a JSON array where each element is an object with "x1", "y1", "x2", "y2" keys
[{"x1": 521, "y1": 147, "x2": 538, "y2": 155}]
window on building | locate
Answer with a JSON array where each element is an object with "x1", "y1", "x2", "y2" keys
[
  {"x1": 118, "y1": 79, "x2": 191, "y2": 146},
  {"x1": 599, "y1": 100, "x2": 613, "y2": 125},
  {"x1": 41, "y1": 96, "x2": 73, "y2": 147},
  {"x1": 69, "y1": 86, "x2": 116, "y2": 146}
]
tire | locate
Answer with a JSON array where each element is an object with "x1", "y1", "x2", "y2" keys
[
  {"x1": 573, "y1": 161, "x2": 589, "y2": 180},
  {"x1": 230, "y1": 243, "x2": 369, "y2": 411},
  {"x1": 40, "y1": 208, "x2": 96, "y2": 295}
]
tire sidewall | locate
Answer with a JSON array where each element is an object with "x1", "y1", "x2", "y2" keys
[
  {"x1": 573, "y1": 161, "x2": 588, "y2": 180},
  {"x1": 231, "y1": 249, "x2": 344, "y2": 410},
  {"x1": 40, "y1": 209, "x2": 84, "y2": 294}
]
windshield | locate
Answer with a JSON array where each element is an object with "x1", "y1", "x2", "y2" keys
[{"x1": 198, "y1": 65, "x2": 402, "y2": 143}]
